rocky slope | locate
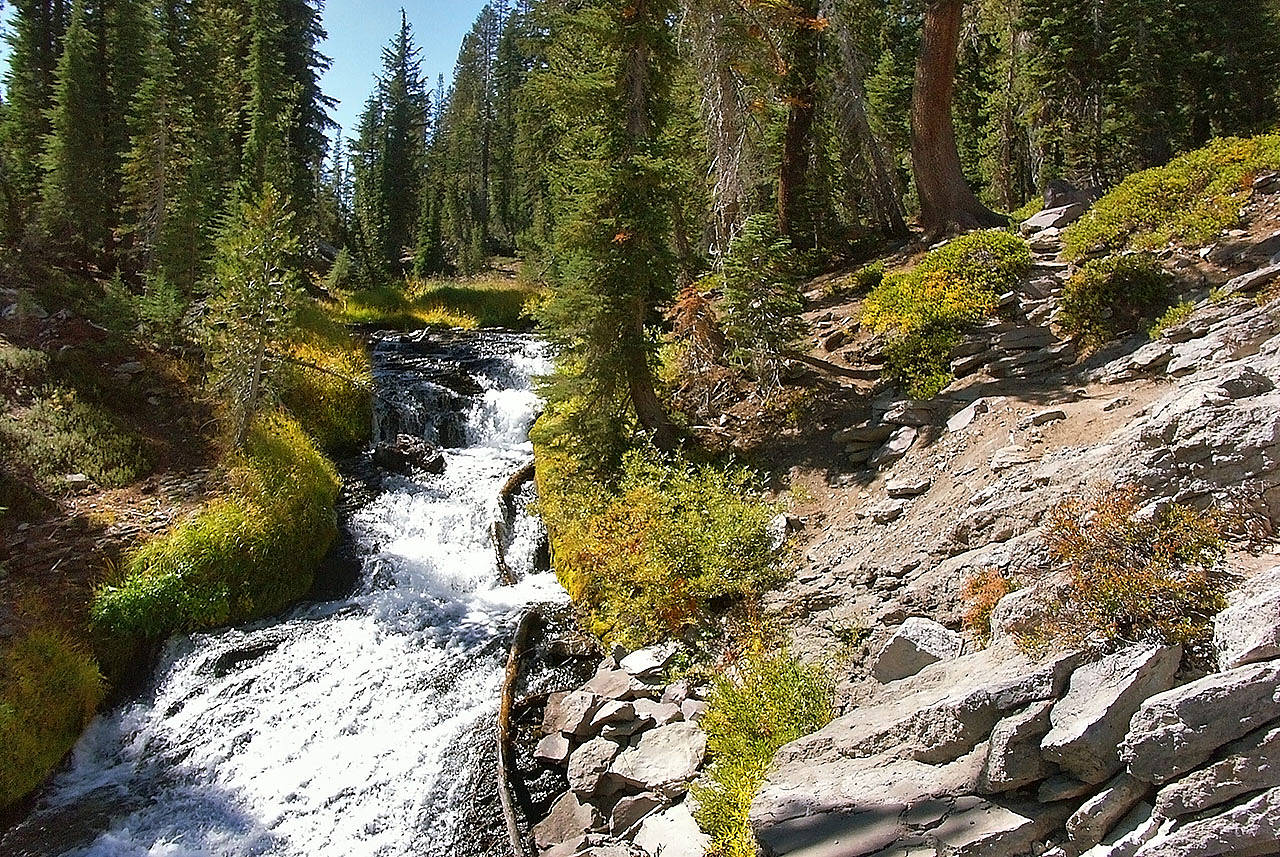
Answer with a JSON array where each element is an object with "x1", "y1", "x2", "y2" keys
[{"x1": 526, "y1": 184, "x2": 1280, "y2": 856}]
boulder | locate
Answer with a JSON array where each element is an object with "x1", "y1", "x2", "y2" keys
[
  {"x1": 633, "y1": 699, "x2": 683, "y2": 728},
  {"x1": 535, "y1": 732, "x2": 572, "y2": 766},
  {"x1": 870, "y1": 500, "x2": 908, "y2": 525},
  {"x1": 608, "y1": 722, "x2": 707, "y2": 793},
  {"x1": 1154, "y1": 724, "x2": 1280, "y2": 818},
  {"x1": 545, "y1": 690, "x2": 604, "y2": 737},
  {"x1": 882, "y1": 400, "x2": 936, "y2": 427},
  {"x1": 534, "y1": 792, "x2": 606, "y2": 850},
  {"x1": 591, "y1": 701, "x2": 639, "y2": 728},
  {"x1": 1031, "y1": 408, "x2": 1067, "y2": 426},
  {"x1": 584, "y1": 666, "x2": 655, "y2": 701},
  {"x1": 1077, "y1": 803, "x2": 1160, "y2": 857},
  {"x1": 979, "y1": 700, "x2": 1054, "y2": 793},
  {"x1": 930, "y1": 799, "x2": 1072, "y2": 857},
  {"x1": 1041, "y1": 645, "x2": 1181, "y2": 784},
  {"x1": 1021, "y1": 202, "x2": 1087, "y2": 234},
  {"x1": 634, "y1": 802, "x2": 711, "y2": 857},
  {"x1": 835, "y1": 422, "x2": 894, "y2": 445},
  {"x1": 869, "y1": 426, "x2": 918, "y2": 469},
  {"x1": 1135, "y1": 786, "x2": 1280, "y2": 857},
  {"x1": 1038, "y1": 775, "x2": 1098, "y2": 804},
  {"x1": 989, "y1": 583, "x2": 1056, "y2": 646},
  {"x1": 372, "y1": 434, "x2": 446, "y2": 476},
  {"x1": 620, "y1": 644, "x2": 681, "y2": 681},
  {"x1": 569, "y1": 737, "x2": 626, "y2": 797},
  {"x1": 680, "y1": 699, "x2": 707, "y2": 723},
  {"x1": 1067, "y1": 774, "x2": 1151, "y2": 850},
  {"x1": 947, "y1": 398, "x2": 996, "y2": 433},
  {"x1": 990, "y1": 445, "x2": 1038, "y2": 471},
  {"x1": 1213, "y1": 566, "x2": 1280, "y2": 669},
  {"x1": 1122, "y1": 659, "x2": 1280, "y2": 785},
  {"x1": 610, "y1": 792, "x2": 667, "y2": 838},
  {"x1": 1220, "y1": 262, "x2": 1280, "y2": 297},
  {"x1": 873, "y1": 618, "x2": 964, "y2": 683}
]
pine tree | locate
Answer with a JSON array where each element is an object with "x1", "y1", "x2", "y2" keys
[
  {"x1": 204, "y1": 183, "x2": 303, "y2": 446},
  {"x1": 39, "y1": 0, "x2": 110, "y2": 253},
  {"x1": 1, "y1": 0, "x2": 70, "y2": 209},
  {"x1": 536, "y1": 0, "x2": 682, "y2": 455}
]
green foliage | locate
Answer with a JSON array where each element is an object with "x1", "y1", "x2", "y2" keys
[
  {"x1": 1149, "y1": 301, "x2": 1197, "y2": 340},
  {"x1": 1063, "y1": 134, "x2": 1280, "y2": 259},
  {"x1": 0, "y1": 629, "x2": 105, "y2": 808},
  {"x1": 862, "y1": 230, "x2": 1032, "y2": 396},
  {"x1": 1059, "y1": 254, "x2": 1172, "y2": 346},
  {"x1": 135, "y1": 274, "x2": 187, "y2": 347},
  {"x1": 204, "y1": 184, "x2": 304, "y2": 446},
  {"x1": 1040, "y1": 487, "x2": 1231, "y2": 649},
  {"x1": 0, "y1": 386, "x2": 146, "y2": 490},
  {"x1": 692, "y1": 647, "x2": 834, "y2": 857},
  {"x1": 91, "y1": 412, "x2": 339, "y2": 640},
  {"x1": 281, "y1": 303, "x2": 373, "y2": 453},
  {"x1": 0, "y1": 342, "x2": 49, "y2": 392},
  {"x1": 720, "y1": 215, "x2": 806, "y2": 386},
  {"x1": 536, "y1": 446, "x2": 783, "y2": 647}
]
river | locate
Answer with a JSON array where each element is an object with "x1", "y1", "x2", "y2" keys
[{"x1": 4, "y1": 331, "x2": 564, "y2": 857}]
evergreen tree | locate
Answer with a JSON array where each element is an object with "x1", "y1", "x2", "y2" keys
[
  {"x1": 39, "y1": 0, "x2": 110, "y2": 253},
  {"x1": 1, "y1": 0, "x2": 70, "y2": 209},
  {"x1": 204, "y1": 183, "x2": 303, "y2": 447},
  {"x1": 537, "y1": 0, "x2": 682, "y2": 455}
]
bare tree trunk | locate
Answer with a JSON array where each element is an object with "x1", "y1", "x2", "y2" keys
[
  {"x1": 777, "y1": 0, "x2": 820, "y2": 247},
  {"x1": 911, "y1": 0, "x2": 1006, "y2": 238}
]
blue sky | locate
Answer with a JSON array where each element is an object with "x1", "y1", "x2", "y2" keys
[{"x1": 0, "y1": 1, "x2": 490, "y2": 143}]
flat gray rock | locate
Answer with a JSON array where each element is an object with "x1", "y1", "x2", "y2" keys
[
  {"x1": 1123, "y1": 659, "x2": 1280, "y2": 784},
  {"x1": 1214, "y1": 566, "x2": 1280, "y2": 669},
  {"x1": 545, "y1": 690, "x2": 604, "y2": 737},
  {"x1": 1135, "y1": 786, "x2": 1280, "y2": 857},
  {"x1": 873, "y1": 617, "x2": 964, "y2": 683},
  {"x1": 1042, "y1": 645, "x2": 1181, "y2": 784},
  {"x1": 633, "y1": 802, "x2": 710, "y2": 857},
  {"x1": 535, "y1": 732, "x2": 572, "y2": 766},
  {"x1": 608, "y1": 722, "x2": 706, "y2": 793},
  {"x1": 1067, "y1": 773, "x2": 1151, "y2": 850},
  {"x1": 1154, "y1": 724, "x2": 1280, "y2": 818},
  {"x1": 569, "y1": 736, "x2": 625, "y2": 797},
  {"x1": 534, "y1": 792, "x2": 606, "y2": 850},
  {"x1": 979, "y1": 699, "x2": 1054, "y2": 793}
]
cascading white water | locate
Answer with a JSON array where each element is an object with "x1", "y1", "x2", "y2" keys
[{"x1": 10, "y1": 333, "x2": 564, "y2": 857}]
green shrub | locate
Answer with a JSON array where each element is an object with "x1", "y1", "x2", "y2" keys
[
  {"x1": 1011, "y1": 197, "x2": 1045, "y2": 224},
  {"x1": 1059, "y1": 254, "x2": 1172, "y2": 346},
  {"x1": 135, "y1": 274, "x2": 187, "y2": 347},
  {"x1": 0, "y1": 342, "x2": 49, "y2": 391},
  {"x1": 0, "y1": 630, "x2": 105, "y2": 807},
  {"x1": 536, "y1": 446, "x2": 783, "y2": 647},
  {"x1": 1063, "y1": 133, "x2": 1280, "y2": 259},
  {"x1": 721, "y1": 215, "x2": 807, "y2": 386},
  {"x1": 92, "y1": 412, "x2": 339, "y2": 639},
  {"x1": 1039, "y1": 487, "x2": 1230, "y2": 649},
  {"x1": 0, "y1": 387, "x2": 146, "y2": 489},
  {"x1": 692, "y1": 648, "x2": 833, "y2": 857},
  {"x1": 1149, "y1": 301, "x2": 1197, "y2": 339},
  {"x1": 862, "y1": 230, "x2": 1032, "y2": 396}
]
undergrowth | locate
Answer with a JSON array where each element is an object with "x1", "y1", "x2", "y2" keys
[
  {"x1": 1038, "y1": 487, "x2": 1231, "y2": 650},
  {"x1": 1063, "y1": 133, "x2": 1280, "y2": 258},
  {"x1": 692, "y1": 647, "x2": 833, "y2": 857},
  {"x1": 91, "y1": 411, "x2": 339, "y2": 640},
  {"x1": 535, "y1": 445, "x2": 783, "y2": 647},
  {"x1": 337, "y1": 276, "x2": 537, "y2": 330},
  {"x1": 861, "y1": 230, "x2": 1032, "y2": 397},
  {"x1": 1059, "y1": 254, "x2": 1173, "y2": 347},
  {"x1": 282, "y1": 303, "x2": 373, "y2": 452},
  {"x1": 0, "y1": 386, "x2": 147, "y2": 490},
  {"x1": 961, "y1": 567, "x2": 1015, "y2": 643},
  {"x1": 1149, "y1": 300, "x2": 1197, "y2": 339},
  {"x1": 0, "y1": 629, "x2": 105, "y2": 807}
]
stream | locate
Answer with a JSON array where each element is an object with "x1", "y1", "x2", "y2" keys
[{"x1": 4, "y1": 331, "x2": 565, "y2": 857}]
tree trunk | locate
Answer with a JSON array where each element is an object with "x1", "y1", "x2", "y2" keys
[
  {"x1": 777, "y1": 0, "x2": 820, "y2": 247},
  {"x1": 628, "y1": 356, "x2": 680, "y2": 451},
  {"x1": 911, "y1": 0, "x2": 1006, "y2": 238}
]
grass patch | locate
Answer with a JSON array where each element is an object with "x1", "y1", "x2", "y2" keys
[
  {"x1": 1063, "y1": 133, "x2": 1280, "y2": 259},
  {"x1": 337, "y1": 276, "x2": 538, "y2": 331},
  {"x1": 281, "y1": 303, "x2": 373, "y2": 453},
  {"x1": 1059, "y1": 254, "x2": 1173, "y2": 347},
  {"x1": 1038, "y1": 487, "x2": 1231, "y2": 650},
  {"x1": 535, "y1": 445, "x2": 783, "y2": 648},
  {"x1": 0, "y1": 629, "x2": 105, "y2": 807},
  {"x1": 692, "y1": 647, "x2": 834, "y2": 857},
  {"x1": 0, "y1": 342, "x2": 49, "y2": 392},
  {"x1": 861, "y1": 230, "x2": 1032, "y2": 397},
  {"x1": 91, "y1": 411, "x2": 339, "y2": 640},
  {"x1": 1150, "y1": 300, "x2": 1197, "y2": 339},
  {"x1": 0, "y1": 386, "x2": 147, "y2": 490}
]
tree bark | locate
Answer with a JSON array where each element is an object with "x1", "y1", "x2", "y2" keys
[
  {"x1": 910, "y1": 0, "x2": 1007, "y2": 238},
  {"x1": 777, "y1": 0, "x2": 820, "y2": 247}
]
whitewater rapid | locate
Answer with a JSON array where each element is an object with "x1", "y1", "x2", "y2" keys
[{"x1": 11, "y1": 333, "x2": 563, "y2": 857}]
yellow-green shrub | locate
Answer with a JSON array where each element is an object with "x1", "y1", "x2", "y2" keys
[
  {"x1": 862, "y1": 230, "x2": 1032, "y2": 397},
  {"x1": 281, "y1": 304, "x2": 373, "y2": 453},
  {"x1": 337, "y1": 278, "x2": 538, "y2": 330},
  {"x1": 1063, "y1": 133, "x2": 1280, "y2": 259},
  {"x1": 536, "y1": 446, "x2": 782, "y2": 647},
  {"x1": 1040, "y1": 487, "x2": 1230, "y2": 648},
  {"x1": 0, "y1": 630, "x2": 105, "y2": 807},
  {"x1": 1059, "y1": 254, "x2": 1173, "y2": 346},
  {"x1": 1149, "y1": 300, "x2": 1197, "y2": 339},
  {"x1": 92, "y1": 412, "x2": 339, "y2": 639},
  {"x1": 692, "y1": 648, "x2": 833, "y2": 857}
]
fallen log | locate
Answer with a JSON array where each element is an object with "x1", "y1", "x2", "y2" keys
[{"x1": 498, "y1": 608, "x2": 540, "y2": 857}]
